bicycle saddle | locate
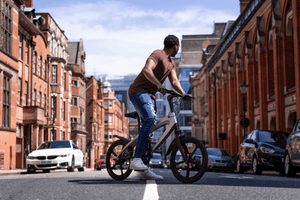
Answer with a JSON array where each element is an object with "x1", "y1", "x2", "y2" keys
[{"x1": 125, "y1": 112, "x2": 139, "y2": 119}]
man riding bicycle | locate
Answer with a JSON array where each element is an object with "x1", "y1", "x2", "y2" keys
[{"x1": 128, "y1": 35, "x2": 192, "y2": 181}]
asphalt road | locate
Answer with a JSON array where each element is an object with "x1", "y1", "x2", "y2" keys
[{"x1": 0, "y1": 169, "x2": 300, "y2": 200}]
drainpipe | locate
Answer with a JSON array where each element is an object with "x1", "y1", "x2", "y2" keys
[{"x1": 30, "y1": 39, "x2": 36, "y2": 106}]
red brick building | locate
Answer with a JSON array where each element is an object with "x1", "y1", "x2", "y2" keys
[
  {"x1": 67, "y1": 39, "x2": 88, "y2": 154},
  {"x1": 191, "y1": 0, "x2": 300, "y2": 156}
]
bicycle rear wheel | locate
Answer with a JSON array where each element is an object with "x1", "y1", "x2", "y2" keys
[
  {"x1": 106, "y1": 140, "x2": 133, "y2": 180},
  {"x1": 170, "y1": 136, "x2": 208, "y2": 183}
]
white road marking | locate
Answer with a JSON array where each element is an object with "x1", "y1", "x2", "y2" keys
[
  {"x1": 219, "y1": 174, "x2": 254, "y2": 179},
  {"x1": 143, "y1": 180, "x2": 159, "y2": 200}
]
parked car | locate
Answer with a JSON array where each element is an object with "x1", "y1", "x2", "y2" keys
[
  {"x1": 236, "y1": 130, "x2": 290, "y2": 175},
  {"x1": 95, "y1": 155, "x2": 114, "y2": 170},
  {"x1": 284, "y1": 118, "x2": 300, "y2": 177},
  {"x1": 176, "y1": 149, "x2": 203, "y2": 170},
  {"x1": 207, "y1": 148, "x2": 234, "y2": 172},
  {"x1": 26, "y1": 140, "x2": 84, "y2": 173},
  {"x1": 149, "y1": 153, "x2": 162, "y2": 168}
]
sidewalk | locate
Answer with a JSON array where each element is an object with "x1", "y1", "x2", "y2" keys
[{"x1": 0, "y1": 168, "x2": 95, "y2": 176}]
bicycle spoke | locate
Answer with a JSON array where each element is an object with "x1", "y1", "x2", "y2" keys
[
  {"x1": 112, "y1": 151, "x2": 117, "y2": 157},
  {"x1": 176, "y1": 160, "x2": 186, "y2": 166},
  {"x1": 190, "y1": 148, "x2": 197, "y2": 158}
]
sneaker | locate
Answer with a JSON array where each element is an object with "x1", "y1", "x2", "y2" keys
[
  {"x1": 130, "y1": 158, "x2": 148, "y2": 170},
  {"x1": 140, "y1": 169, "x2": 163, "y2": 181}
]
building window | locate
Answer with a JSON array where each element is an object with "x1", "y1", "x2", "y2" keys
[
  {"x1": 105, "y1": 131, "x2": 108, "y2": 140},
  {"x1": 33, "y1": 51, "x2": 37, "y2": 74},
  {"x1": 104, "y1": 115, "x2": 108, "y2": 123},
  {"x1": 0, "y1": 1, "x2": 12, "y2": 54},
  {"x1": 18, "y1": 78, "x2": 21, "y2": 105},
  {"x1": 51, "y1": 129, "x2": 55, "y2": 141},
  {"x1": 97, "y1": 127, "x2": 100, "y2": 141},
  {"x1": 57, "y1": 43, "x2": 59, "y2": 57},
  {"x1": 104, "y1": 101, "x2": 108, "y2": 108},
  {"x1": 61, "y1": 67, "x2": 63, "y2": 85},
  {"x1": 39, "y1": 56, "x2": 42, "y2": 77},
  {"x1": 64, "y1": 72, "x2": 66, "y2": 89},
  {"x1": 52, "y1": 65, "x2": 57, "y2": 83},
  {"x1": 25, "y1": 81, "x2": 28, "y2": 106},
  {"x1": 60, "y1": 98, "x2": 63, "y2": 119},
  {"x1": 3, "y1": 75, "x2": 10, "y2": 127},
  {"x1": 109, "y1": 131, "x2": 112, "y2": 140},
  {"x1": 25, "y1": 40, "x2": 29, "y2": 64},
  {"x1": 51, "y1": 96, "x2": 56, "y2": 118},
  {"x1": 63, "y1": 131, "x2": 65, "y2": 140},
  {"x1": 72, "y1": 80, "x2": 77, "y2": 86},
  {"x1": 44, "y1": 94, "x2": 47, "y2": 116},
  {"x1": 17, "y1": 124, "x2": 21, "y2": 137},
  {"x1": 33, "y1": 89, "x2": 36, "y2": 106},
  {"x1": 18, "y1": 33, "x2": 23, "y2": 60},
  {"x1": 72, "y1": 98, "x2": 77, "y2": 106},
  {"x1": 44, "y1": 60, "x2": 47, "y2": 80},
  {"x1": 108, "y1": 115, "x2": 112, "y2": 124},
  {"x1": 109, "y1": 101, "x2": 112, "y2": 108},
  {"x1": 60, "y1": 130, "x2": 62, "y2": 140},
  {"x1": 39, "y1": 92, "x2": 42, "y2": 106},
  {"x1": 63, "y1": 101, "x2": 65, "y2": 121}
]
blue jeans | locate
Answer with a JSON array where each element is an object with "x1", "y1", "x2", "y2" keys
[{"x1": 129, "y1": 92, "x2": 156, "y2": 158}]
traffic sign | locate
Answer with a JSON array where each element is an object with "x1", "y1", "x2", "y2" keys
[{"x1": 240, "y1": 118, "x2": 250, "y2": 128}]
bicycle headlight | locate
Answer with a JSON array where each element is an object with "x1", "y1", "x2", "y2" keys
[{"x1": 260, "y1": 147, "x2": 275, "y2": 154}]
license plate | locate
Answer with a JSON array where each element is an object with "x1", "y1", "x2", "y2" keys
[
  {"x1": 41, "y1": 161, "x2": 53, "y2": 164},
  {"x1": 216, "y1": 163, "x2": 226, "y2": 167}
]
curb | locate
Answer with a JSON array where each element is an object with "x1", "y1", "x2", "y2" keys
[{"x1": 0, "y1": 168, "x2": 95, "y2": 176}]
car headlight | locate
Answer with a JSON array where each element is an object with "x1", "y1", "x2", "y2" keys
[
  {"x1": 149, "y1": 161, "x2": 152, "y2": 164},
  {"x1": 208, "y1": 159, "x2": 215, "y2": 163},
  {"x1": 260, "y1": 147, "x2": 275, "y2": 154},
  {"x1": 59, "y1": 153, "x2": 70, "y2": 157},
  {"x1": 27, "y1": 156, "x2": 35, "y2": 160},
  {"x1": 159, "y1": 161, "x2": 161, "y2": 164}
]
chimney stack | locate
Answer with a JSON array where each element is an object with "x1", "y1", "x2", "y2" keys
[
  {"x1": 25, "y1": 0, "x2": 33, "y2": 7},
  {"x1": 240, "y1": 0, "x2": 251, "y2": 13}
]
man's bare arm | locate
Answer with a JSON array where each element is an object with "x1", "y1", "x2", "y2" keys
[
  {"x1": 142, "y1": 58, "x2": 167, "y2": 95},
  {"x1": 168, "y1": 69, "x2": 186, "y2": 96}
]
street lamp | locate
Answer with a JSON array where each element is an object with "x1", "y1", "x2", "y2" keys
[
  {"x1": 240, "y1": 81, "x2": 249, "y2": 137},
  {"x1": 51, "y1": 83, "x2": 59, "y2": 141}
]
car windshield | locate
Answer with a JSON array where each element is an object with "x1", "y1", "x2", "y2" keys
[
  {"x1": 38, "y1": 141, "x2": 71, "y2": 149},
  {"x1": 152, "y1": 154, "x2": 161, "y2": 159},
  {"x1": 207, "y1": 148, "x2": 230, "y2": 156},
  {"x1": 258, "y1": 131, "x2": 288, "y2": 146}
]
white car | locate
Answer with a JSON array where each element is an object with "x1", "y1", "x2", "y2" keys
[{"x1": 26, "y1": 140, "x2": 84, "y2": 173}]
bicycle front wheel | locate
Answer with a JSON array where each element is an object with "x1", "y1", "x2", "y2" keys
[
  {"x1": 106, "y1": 140, "x2": 133, "y2": 180},
  {"x1": 170, "y1": 136, "x2": 208, "y2": 183}
]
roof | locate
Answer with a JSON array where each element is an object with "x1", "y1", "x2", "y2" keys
[{"x1": 68, "y1": 42, "x2": 80, "y2": 64}]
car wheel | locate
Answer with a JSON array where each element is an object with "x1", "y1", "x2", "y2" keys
[
  {"x1": 284, "y1": 154, "x2": 296, "y2": 177},
  {"x1": 252, "y1": 157, "x2": 262, "y2": 175},
  {"x1": 78, "y1": 159, "x2": 85, "y2": 172},
  {"x1": 67, "y1": 157, "x2": 75, "y2": 172},
  {"x1": 236, "y1": 159, "x2": 244, "y2": 174},
  {"x1": 43, "y1": 169, "x2": 50, "y2": 173}
]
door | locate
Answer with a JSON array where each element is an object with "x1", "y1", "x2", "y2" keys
[{"x1": 16, "y1": 138, "x2": 23, "y2": 169}]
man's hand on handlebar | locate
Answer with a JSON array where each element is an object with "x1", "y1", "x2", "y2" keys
[
  {"x1": 183, "y1": 94, "x2": 193, "y2": 102},
  {"x1": 158, "y1": 86, "x2": 168, "y2": 95}
]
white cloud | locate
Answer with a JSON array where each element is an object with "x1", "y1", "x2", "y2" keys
[{"x1": 38, "y1": 1, "x2": 238, "y2": 77}]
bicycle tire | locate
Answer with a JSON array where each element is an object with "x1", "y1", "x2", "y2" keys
[
  {"x1": 170, "y1": 136, "x2": 208, "y2": 183},
  {"x1": 106, "y1": 140, "x2": 133, "y2": 180}
]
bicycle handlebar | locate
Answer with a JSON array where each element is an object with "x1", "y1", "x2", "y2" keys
[{"x1": 157, "y1": 88, "x2": 195, "y2": 99}]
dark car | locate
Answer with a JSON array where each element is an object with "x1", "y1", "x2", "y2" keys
[
  {"x1": 150, "y1": 153, "x2": 162, "y2": 168},
  {"x1": 95, "y1": 155, "x2": 114, "y2": 170},
  {"x1": 207, "y1": 148, "x2": 234, "y2": 172},
  {"x1": 284, "y1": 118, "x2": 300, "y2": 177},
  {"x1": 236, "y1": 130, "x2": 290, "y2": 175}
]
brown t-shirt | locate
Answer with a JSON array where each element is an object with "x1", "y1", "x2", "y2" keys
[{"x1": 128, "y1": 50, "x2": 176, "y2": 95}]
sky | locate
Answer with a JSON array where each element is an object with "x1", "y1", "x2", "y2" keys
[{"x1": 33, "y1": 0, "x2": 240, "y2": 79}]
